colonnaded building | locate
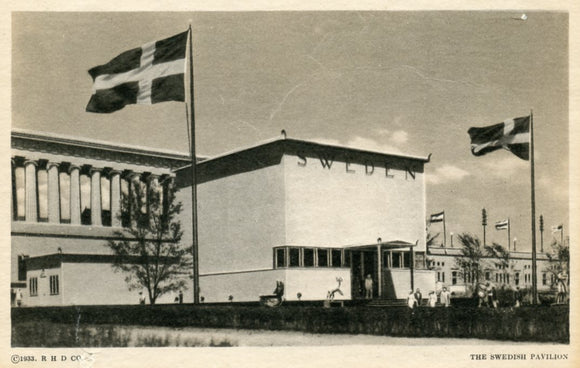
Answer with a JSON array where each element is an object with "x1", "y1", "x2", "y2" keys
[{"x1": 10, "y1": 129, "x2": 556, "y2": 306}]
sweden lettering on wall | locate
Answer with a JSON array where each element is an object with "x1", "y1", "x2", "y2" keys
[{"x1": 296, "y1": 151, "x2": 416, "y2": 180}]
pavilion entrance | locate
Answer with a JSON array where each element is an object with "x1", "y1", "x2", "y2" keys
[{"x1": 349, "y1": 240, "x2": 416, "y2": 300}]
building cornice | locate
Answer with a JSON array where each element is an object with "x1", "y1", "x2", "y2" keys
[{"x1": 11, "y1": 128, "x2": 192, "y2": 165}]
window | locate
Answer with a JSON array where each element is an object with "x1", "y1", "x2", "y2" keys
[
  {"x1": 343, "y1": 250, "x2": 351, "y2": 267},
  {"x1": 452, "y1": 271, "x2": 457, "y2": 285},
  {"x1": 289, "y1": 248, "x2": 300, "y2": 267},
  {"x1": 442, "y1": 262, "x2": 445, "y2": 267},
  {"x1": 14, "y1": 165, "x2": 25, "y2": 220},
  {"x1": 276, "y1": 248, "x2": 286, "y2": 268},
  {"x1": 515, "y1": 272, "x2": 520, "y2": 285},
  {"x1": 542, "y1": 273, "x2": 547, "y2": 286},
  {"x1": 29, "y1": 277, "x2": 38, "y2": 296},
  {"x1": 49, "y1": 275, "x2": 59, "y2": 295},
  {"x1": 506, "y1": 274, "x2": 510, "y2": 284},
  {"x1": 331, "y1": 249, "x2": 342, "y2": 267},
  {"x1": 317, "y1": 249, "x2": 328, "y2": 267},
  {"x1": 303, "y1": 248, "x2": 314, "y2": 267},
  {"x1": 402, "y1": 252, "x2": 410, "y2": 268},
  {"x1": 495, "y1": 274, "x2": 499, "y2": 283},
  {"x1": 485, "y1": 271, "x2": 490, "y2": 281},
  {"x1": 442, "y1": 272, "x2": 445, "y2": 283},
  {"x1": 392, "y1": 252, "x2": 401, "y2": 268},
  {"x1": 383, "y1": 252, "x2": 391, "y2": 268},
  {"x1": 437, "y1": 272, "x2": 441, "y2": 282},
  {"x1": 17, "y1": 255, "x2": 28, "y2": 281}
]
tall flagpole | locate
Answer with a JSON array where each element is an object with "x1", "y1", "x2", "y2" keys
[
  {"x1": 443, "y1": 213, "x2": 447, "y2": 247},
  {"x1": 188, "y1": 25, "x2": 200, "y2": 304},
  {"x1": 507, "y1": 218, "x2": 511, "y2": 252},
  {"x1": 530, "y1": 109, "x2": 538, "y2": 305}
]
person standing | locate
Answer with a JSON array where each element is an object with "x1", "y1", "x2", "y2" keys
[
  {"x1": 15, "y1": 289, "x2": 23, "y2": 307},
  {"x1": 138, "y1": 291, "x2": 146, "y2": 305},
  {"x1": 364, "y1": 274, "x2": 373, "y2": 299},
  {"x1": 414, "y1": 288, "x2": 422, "y2": 307},
  {"x1": 491, "y1": 287, "x2": 498, "y2": 308},
  {"x1": 178, "y1": 290, "x2": 183, "y2": 304},
  {"x1": 428, "y1": 291, "x2": 437, "y2": 307},
  {"x1": 441, "y1": 287, "x2": 451, "y2": 307},
  {"x1": 407, "y1": 290, "x2": 416, "y2": 309},
  {"x1": 514, "y1": 287, "x2": 522, "y2": 307}
]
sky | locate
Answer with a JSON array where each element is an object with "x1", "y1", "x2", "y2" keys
[{"x1": 11, "y1": 11, "x2": 569, "y2": 252}]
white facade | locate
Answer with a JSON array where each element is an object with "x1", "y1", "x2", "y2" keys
[{"x1": 176, "y1": 138, "x2": 432, "y2": 302}]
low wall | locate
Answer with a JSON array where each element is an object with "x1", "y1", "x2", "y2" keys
[{"x1": 12, "y1": 304, "x2": 568, "y2": 344}]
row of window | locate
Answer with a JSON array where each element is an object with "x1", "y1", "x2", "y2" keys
[
  {"x1": 29, "y1": 275, "x2": 60, "y2": 296},
  {"x1": 274, "y1": 248, "x2": 418, "y2": 269},
  {"x1": 275, "y1": 247, "x2": 348, "y2": 268},
  {"x1": 442, "y1": 270, "x2": 554, "y2": 286}
]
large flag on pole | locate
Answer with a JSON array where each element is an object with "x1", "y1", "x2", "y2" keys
[
  {"x1": 429, "y1": 211, "x2": 445, "y2": 223},
  {"x1": 467, "y1": 116, "x2": 530, "y2": 160},
  {"x1": 86, "y1": 31, "x2": 188, "y2": 113},
  {"x1": 495, "y1": 219, "x2": 509, "y2": 230}
]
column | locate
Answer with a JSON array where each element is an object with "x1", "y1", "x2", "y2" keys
[
  {"x1": 47, "y1": 162, "x2": 61, "y2": 224},
  {"x1": 11, "y1": 159, "x2": 15, "y2": 220},
  {"x1": 69, "y1": 165, "x2": 81, "y2": 225},
  {"x1": 90, "y1": 167, "x2": 102, "y2": 226},
  {"x1": 110, "y1": 170, "x2": 121, "y2": 227},
  {"x1": 24, "y1": 159, "x2": 38, "y2": 222}
]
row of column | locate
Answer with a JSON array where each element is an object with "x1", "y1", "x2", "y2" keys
[{"x1": 13, "y1": 158, "x2": 165, "y2": 228}]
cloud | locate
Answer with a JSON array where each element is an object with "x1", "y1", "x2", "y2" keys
[
  {"x1": 346, "y1": 136, "x2": 403, "y2": 154},
  {"x1": 427, "y1": 164, "x2": 470, "y2": 185},
  {"x1": 310, "y1": 136, "x2": 402, "y2": 154},
  {"x1": 480, "y1": 156, "x2": 528, "y2": 179},
  {"x1": 391, "y1": 130, "x2": 408, "y2": 144}
]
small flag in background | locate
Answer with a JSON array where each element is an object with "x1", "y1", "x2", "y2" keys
[
  {"x1": 429, "y1": 211, "x2": 445, "y2": 223},
  {"x1": 86, "y1": 31, "x2": 188, "y2": 113},
  {"x1": 551, "y1": 224, "x2": 563, "y2": 233},
  {"x1": 495, "y1": 219, "x2": 509, "y2": 230},
  {"x1": 467, "y1": 116, "x2": 530, "y2": 160}
]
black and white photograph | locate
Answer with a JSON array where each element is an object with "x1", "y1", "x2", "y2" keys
[{"x1": 3, "y1": 3, "x2": 577, "y2": 368}]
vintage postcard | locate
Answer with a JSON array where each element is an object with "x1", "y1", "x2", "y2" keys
[{"x1": 1, "y1": 1, "x2": 577, "y2": 368}]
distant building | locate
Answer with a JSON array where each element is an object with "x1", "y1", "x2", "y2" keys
[
  {"x1": 427, "y1": 245, "x2": 557, "y2": 298},
  {"x1": 11, "y1": 129, "x2": 190, "y2": 306}
]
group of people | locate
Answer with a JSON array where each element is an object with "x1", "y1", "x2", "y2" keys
[
  {"x1": 476, "y1": 282, "x2": 499, "y2": 308},
  {"x1": 406, "y1": 287, "x2": 451, "y2": 309}
]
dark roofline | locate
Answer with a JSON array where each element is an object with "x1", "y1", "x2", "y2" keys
[
  {"x1": 25, "y1": 253, "x2": 179, "y2": 270},
  {"x1": 175, "y1": 137, "x2": 431, "y2": 173}
]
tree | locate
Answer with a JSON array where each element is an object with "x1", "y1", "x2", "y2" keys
[
  {"x1": 455, "y1": 233, "x2": 485, "y2": 288},
  {"x1": 546, "y1": 238, "x2": 569, "y2": 290},
  {"x1": 455, "y1": 233, "x2": 510, "y2": 289},
  {"x1": 105, "y1": 177, "x2": 193, "y2": 304}
]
